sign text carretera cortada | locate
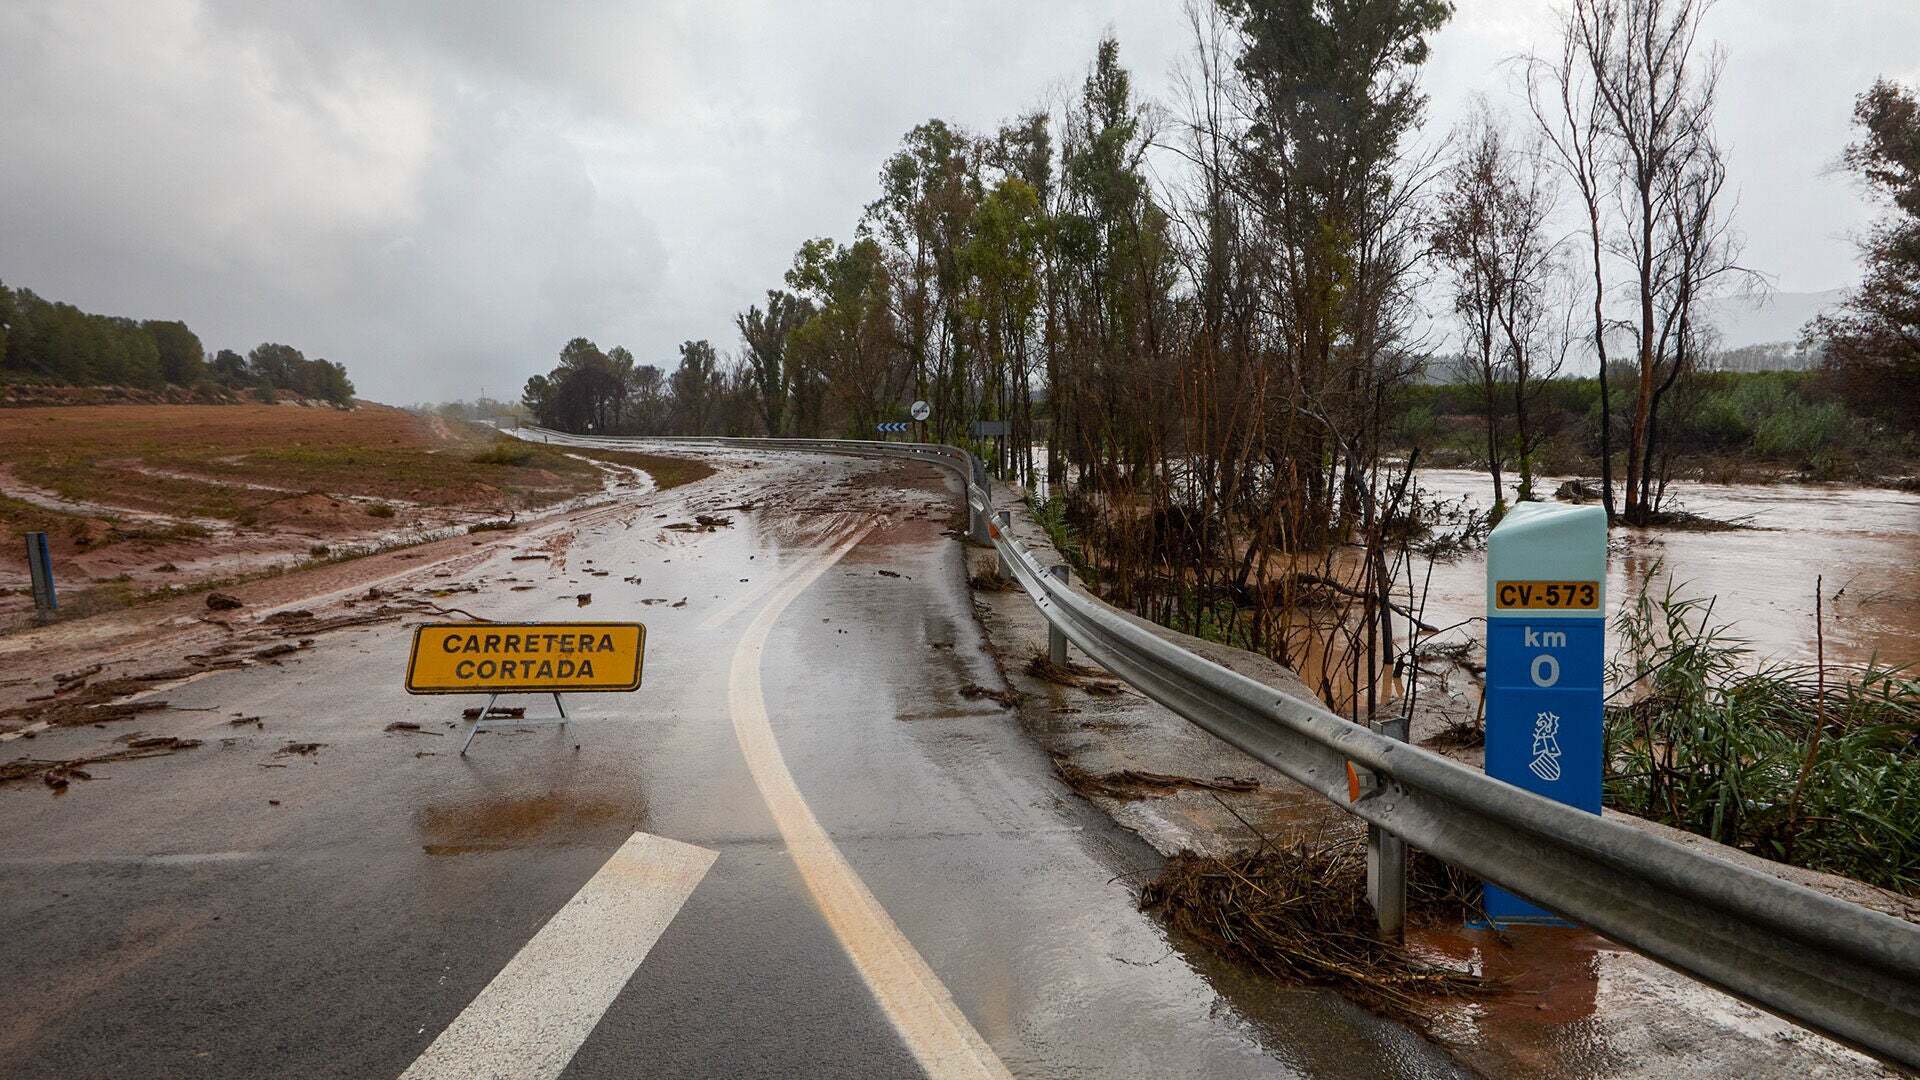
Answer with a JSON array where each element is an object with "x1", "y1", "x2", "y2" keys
[
  {"x1": 1483, "y1": 502, "x2": 1606, "y2": 926},
  {"x1": 405, "y1": 623, "x2": 645, "y2": 695}
]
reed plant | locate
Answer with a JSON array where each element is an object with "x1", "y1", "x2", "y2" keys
[{"x1": 1605, "y1": 579, "x2": 1920, "y2": 894}]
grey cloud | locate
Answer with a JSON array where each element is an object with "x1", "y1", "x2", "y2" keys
[{"x1": 1, "y1": 0, "x2": 1915, "y2": 402}]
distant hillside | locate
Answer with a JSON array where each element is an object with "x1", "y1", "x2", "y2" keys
[
  {"x1": 1416, "y1": 288, "x2": 1852, "y2": 383},
  {"x1": 0, "y1": 282, "x2": 355, "y2": 405},
  {"x1": 1698, "y1": 288, "x2": 1848, "y2": 349}
]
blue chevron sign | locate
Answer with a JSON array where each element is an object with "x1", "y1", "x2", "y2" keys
[{"x1": 876, "y1": 421, "x2": 911, "y2": 433}]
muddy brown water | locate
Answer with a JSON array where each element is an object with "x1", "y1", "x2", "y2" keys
[{"x1": 1410, "y1": 469, "x2": 1920, "y2": 674}]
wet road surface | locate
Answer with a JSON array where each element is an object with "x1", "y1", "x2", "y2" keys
[{"x1": 0, "y1": 450, "x2": 1459, "y2": 1078}]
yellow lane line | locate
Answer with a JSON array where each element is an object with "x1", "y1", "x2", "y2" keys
[{"x1": 729, "y1": 527, "x2": 1013, "y2": 1080}]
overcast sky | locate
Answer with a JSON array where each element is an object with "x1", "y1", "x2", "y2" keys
[{"x1": 4, "y1": 0, "x2": 1917, "y2": 404}]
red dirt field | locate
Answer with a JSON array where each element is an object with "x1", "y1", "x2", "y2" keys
[{"x1": 0, "y1": 402, "x2": 692, "y2": 629}]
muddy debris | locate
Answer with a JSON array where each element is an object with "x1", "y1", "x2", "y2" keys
[
  {"x1": 664, "y1": 514, "x2": 733, "y2": 533},
  {"x1": 1025, "y1": 652, "x2": 1127, "y2": 696},
  {"x1": 670, "y1": 598, "x2": 687, "y2": 608},
  {"x1": 968, "y1": 571, "x2": 1018, "y2": 593},
  {"x1": 228, "y1": 715, "x2": 265, "y2": 728},
  {"x1": 262, "y1": 610, "x2": 315, "y2": 625},
  {"x1": 205, "y1": 592, "x2": 245, "y2": 611},
  {"x1": 959, "y1": 683, "x2": 1023, "y2": 707},
  {"x1": 1049, "y1": 753, "x2": 1258, "y2": 800},
  {"x1": 461, "y1": 706, "x2": 526, "y2": 720},
  {"x1": 252, "y1": 641, "x2": 311, "y2": 662},
  {"x1": 1424, "y1": 718, "x2": 1486, "y2": 751},
  {"x1": 2, "y1": 736, "x2": 205, "y2": 789},
  {"x1": 54, "y1": 664, "x2": 106, "y2": 692},
  {"x1": 384, "y1": 721, "x2": 442, "y2": 736},
  {"x1": 876, "y1": 569, "x2": 905, "y2": 579},
  {"x1": 274, "y1": 741, "x2": 326, "y2": 757},
  {"x1": 1139, "y1": 837, "x2": 1490, "y2": 1027},
  {"x1": 0, "y1": 680, "x2": 171, "y2": 734},
  {"x1": 575, "y1": 593, "x2": 593, "y2": 607}
]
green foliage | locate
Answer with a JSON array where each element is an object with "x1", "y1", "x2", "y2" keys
[
  {"x1": 1027, "y1": 494, "x2": 1090, "y2": 584},
  {"x1": 1605, "y1": 580, "x2": 1920, "y2": 894},
  {"x1": 246, "y1": 343, "x2": 354, "y2": 404},
  {"x1": 0, "y1": 286, "x2": 352, "y2": 400},
  {"x1": 143, "y1": 320, "x2": 206, "y2": 384},
  {"x1": 1812, "y1": 79, "x2": 1920, "y2": 430},
  {"x1": 1392, "y1": 369, "x2": 1900, "y2": 477}
]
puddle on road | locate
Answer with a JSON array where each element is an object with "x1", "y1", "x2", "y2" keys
[{"x1": 414, "y1": 791, "x2": 641, "y2": 856}]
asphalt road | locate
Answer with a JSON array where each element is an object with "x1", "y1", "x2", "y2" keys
[{"x1": 0, "y1": 449, "x2": 1459, "y2": 1079}]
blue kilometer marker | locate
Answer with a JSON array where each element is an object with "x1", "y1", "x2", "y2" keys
[{"x1": 1482, "y1": 501, "x2": 1607, "y2": 926}]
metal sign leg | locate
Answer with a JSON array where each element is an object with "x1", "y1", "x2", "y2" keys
[{"x1": 460, "y1": 693, "x2": 500, "y2": 756}]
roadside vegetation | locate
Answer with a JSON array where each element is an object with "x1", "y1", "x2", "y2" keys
[
  {"x1": 1387, "y1": 368, "x2": 1915, "y2": 496},
  {"x1": 1605, "y1": 581, "x2": 1920, "y2": 895}
]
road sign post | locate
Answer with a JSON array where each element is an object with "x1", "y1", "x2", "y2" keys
[
  {"x1": 25, "y1": 531, "x2": 56, "y2": 620},
  {"x1": 405, "y1": 622, "x2": 646, "y2": 755},
  {"x1": 1483, "y1": 502, "x2": 1607, "y2": 925}
]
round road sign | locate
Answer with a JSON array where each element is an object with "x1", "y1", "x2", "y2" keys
[{"x1": 910, "y1": 400, "x2": 931, "y2": 422}]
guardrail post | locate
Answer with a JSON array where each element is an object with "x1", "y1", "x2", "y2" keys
[
  {"x1": 1048, "y1": 565, "x2": 1070, "y2": 667},
  {"x1": 26, "y1": 531, "x2": 57, "y2": 621},
  {"x1": 1366, "y1": 714, "x2": 1409, "y2": 941},
  {"x1": 993, "y1": 511, "x2": 1012, "y2": 578},
  {"x1": 968, "y1": 478, "x2": 990, "y2": 546}
]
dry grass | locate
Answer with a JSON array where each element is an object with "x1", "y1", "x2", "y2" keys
[{"x1": 1140, "y1": 836, "x2": 1490, "y2": 1026}]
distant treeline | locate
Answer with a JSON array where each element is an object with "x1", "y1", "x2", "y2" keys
[
  {"x1": 521, "y1": 337, "x2": 756, "y2": 437},
  {"x1": 0, "y1": 282, "x2": 355, "y2": 405},
  {"x1": 1391, "y1": 368, "x2": 1908, "y2": 485}
]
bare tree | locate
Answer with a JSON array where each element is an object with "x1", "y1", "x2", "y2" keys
[
  {"x1": 1435, "y1": 104, "x2": 1564, "y2": 510},
  {"x1": 1559, "y1": 0, "x2": 1732, "y2": 523},
  {"x1": 1526, "y1": 9, "x2": 1621, "y2": 518}
]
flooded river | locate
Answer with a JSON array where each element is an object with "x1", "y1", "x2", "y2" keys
[{"x1": 1410, "y1": 469, "x2": 1920, "y2": 672}]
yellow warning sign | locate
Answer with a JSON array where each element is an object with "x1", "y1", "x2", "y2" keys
[{"x1": 405, "y1": 622, "x2": 645, "y2": 695}]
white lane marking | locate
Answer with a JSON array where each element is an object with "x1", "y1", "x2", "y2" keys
[
  {"x1": 696, "y1": 514, "x2": 864, "y2": 631},
  {"x1": 399, "y1": 831, "x2": 717, "y2": 1080},
  {"x1": 730, "y1": 527, "x2": 1014, "y2": 1080}
]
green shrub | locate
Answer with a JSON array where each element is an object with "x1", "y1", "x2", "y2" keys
[{"x1": 366, "y1": 502, "x2": 396, "y2": 519}]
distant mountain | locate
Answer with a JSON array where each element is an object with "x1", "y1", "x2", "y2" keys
[
  {"x1": 1697, "y1": 288, "x2": 1848, "y2": 349},
  {"x1": 1415, "y1": 288, "x2": 1853, "y2": 382}
]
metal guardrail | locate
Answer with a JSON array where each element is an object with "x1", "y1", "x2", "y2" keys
[{"x1": 526, "y1": 428, "x2": 1920, "y2": 1067}]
